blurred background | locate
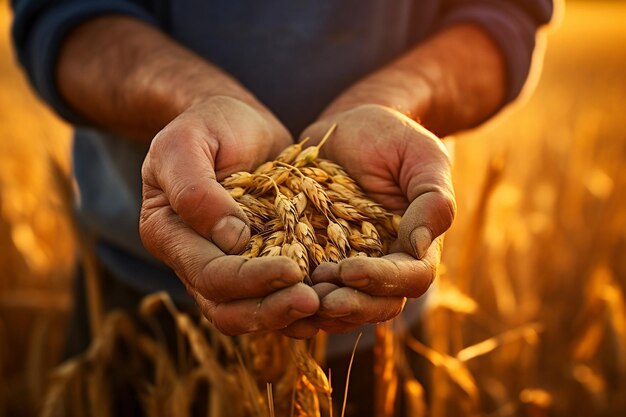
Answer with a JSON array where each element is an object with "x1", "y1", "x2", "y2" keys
[{"x1": 0, "y1": 0, "x2": 624, "y2": 416}]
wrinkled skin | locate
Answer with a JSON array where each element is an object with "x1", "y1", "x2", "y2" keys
[
  {"x1": 298, "y1": 104, "x2": 456, "y2": 335},
  {"x1": 140, "y1": 99, "x2": 455, "y2": 338},
  {"x1": 140, "y1": 96, "x2": 321, "y2": 336}
]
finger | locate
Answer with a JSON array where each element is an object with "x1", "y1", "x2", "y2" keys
[
  {"x1": 311, "y1": 262, "x2": 340, "y2": 283},
  {"x1": 311, "y1": 282, "x2": 340, "y2": 299},
  {"x1": 325, "y1": 240, "x2": 442, "y2": 298},
  {"x1": 399, "y1": 179, "x2": 455, "y2": 260},
  {"x1": 311, "y1": 262, "x2": 342, "y2": 286},
  {"x1": 204, "y1": 284, "x2": 320, "y2": 335},
  {"x1": 317, "y1": 287, "x2": 406, "y2": 324},
  {"x1": 396, "y1": 123, "x2": 455, "y2": 259},
  {"x1": 140, "y1": 201, "x2": 303, "y2": 303},
  {"x1": 312, "y1": 317, "x2": 360, "y2": 334},
  {"x1": 144, "y1": 122, "x2": 249, "y2": 254},
  {"x1": 280, "y1": 319, "x2": 320, "y2": 339}
]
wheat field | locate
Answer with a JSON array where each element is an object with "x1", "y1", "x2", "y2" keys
[{"x1": 0, "y1": 1, "x2": 625, "y2": 416}]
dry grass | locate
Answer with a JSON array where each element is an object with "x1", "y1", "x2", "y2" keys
[
  {"x1": 0, "y1": 1, "x2": 74, "y2": 415},
  {"x1": 1, "y1": 1, "x2": 626, "y2": 416}
]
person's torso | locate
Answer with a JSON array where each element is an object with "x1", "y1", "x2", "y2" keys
[
  {"x1": 168, "y1": 0, "x2": 437, "y2": 134},
  {"x1": 74, "y1": 0, "x2": 441, "y2": 303}
]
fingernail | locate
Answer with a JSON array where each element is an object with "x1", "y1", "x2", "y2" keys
[
  {"x1": 288, "y1": 307, "x2": 313, "y2": 320},
  {"x1": 344, "y1": 277, "x2": 369, "y2": 288},
  {"x1": 211, "y1": 216, "x2": 249, "y2": 254},
  {"x1": 321, "y1": 308, "x2": 350, "y2": 318},
  {"x1": 311, "y1": 262, "x2": 339, "y2": 283},
  {"x1": 410, "y1": 227, "x2": 432, "y2": 259},
  {"x1": 269, "y1": 278, "x2": 291, "y2": 290},
  {"x1": 312, "y1": 283, "x2": 340, "y2": 299}
]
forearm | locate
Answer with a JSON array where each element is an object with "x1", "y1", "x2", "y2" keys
[
  {"x1": 56, "y1": 15, "x2": 264, "y2": 141},
  {"x1": 319, "y1": 24, "x2": 506, "y2": 137}
]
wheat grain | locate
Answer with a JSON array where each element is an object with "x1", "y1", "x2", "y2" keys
[
  {"x1": 331, "y1": 202, "x2": 368, "y2": 222},
  {"x1": 292, "y1": 124, "x2": 336, "y2": 168},
  {"x1": 309, "y1": 243, "x2": 327, "y2": 268},
  {"x1": 300, "y1": 176, "x2": 333, "y2": 218},
  {"x1": 222, "y1": 172, "x2": 254, "y2": 189},
  {"x1": 242, "y1": 234, "x2": 264, "y2": 258},
  {"x1": 242, "y1": 332, "x2": 289, "y2": 383},
  {"x1": 330, "y1": 175, "x2": 361, "y2": 194},
  {"x1": 274, "y1": 192, "x2": 298, "y2": 235},
  {"x1": 292, "y1": 344, "x2": 331, "y2": 395},
  {"x1": 295, "y1": 221, "x2": 317, "y2": 247},
  {"x1": 264, "y1": 230, "x2": 286, "y2": 247},
  {"x1": 260, "y1": 245, "x2": 282, "y2": 257},
  {"x1": 287, "y1": 240, "x2": 311, "y2": 282},
  {"x1": 228, "y1": 187, "x2": 246, "y2": 199},
  {"x1": 300, "y1": 167, "x2": 331, "y2": 183},
  {"x1": 269, "y1": 166, "x2": 292, "y2": 186},
  {"x1": 324, "y1": 189, "x2": 350, "y2": 204},
  {"x1": 294, "y1": 376, "x2": 321, "y2": 417},
  {"x1": 324, "y1": 243, "x2": 343, "y2": 263},
  {"x1": 326, "y1": 222, "x2": 350, "y2": 257},
  {"x1": 275, "y1": 138, "x2": 310, "y2": 164},
  {"x1": 292, "y1": 192, "x2": 308, "y2": 216},
  {"x1": 221, "y1": 123, "x2": 400, "y2": 319},
  {"x1": 352, "y1": 198, "x2": 388, "y2": 220},
  {"x1": 213, "y1": 125, "x2": 404, "y2": 415},
  {"x1": 348, "y1": 233, "x2": 383, "y2": 256},
  {"x1": 254, "y1": 161, "x2": 275, "y2": 175},
  {"x1": 237, "y1": 195, "x2": 273, "y2": 219}
]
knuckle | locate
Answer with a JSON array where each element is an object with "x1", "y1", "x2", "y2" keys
[
  {"x1": 366, "y1": 299, "x2": 404, "y2": 324},
  {"x1": 219, "y1": 326, "x2": 241, "y2": 337},
  {"x1": 352, "y1": 103, "x2": 393, "y2": 117},
  {"x1": 212, "y1": 320, "x2": 238, "y2": 336},
  {"x1": 406, "y1": 282, "x2": 424, "y2": 299},
  {"x1": 138, "y1": 219, "x2": 155, "y2": 253},
  {"x1": 259, "y1": 311, "x2": 288, "y2": 331},
  {"x1": 198, "y1": 259, "x2": 235, "y2": 301},
  {"x1": 140, "y1": 156, "x2": 153, "y2": 183},
  {"x1": 442, "y1": 191, "x2": 457, "y2": 223},
  {"x1": 170, "y1": 180, "x2": 205, "y2": 216},
  {"x1": 185, "y1": 261, "x2": 204, "y2": 292},
  {"x1": 415, "y1": 259, "x2": 438, "y2": 298},
  {"x1": 404, "y1": 264, "x2": 435, "y2": 298},
  {"x1": 427, "y1": 257, "x2": 438, "y2": 286},
  {"x1": 138, "y1": 210, "x2": 165, "y2": 259},
  {"x1": 431, "y1": 188, "x2": 457, "y2": 227},
  {"x1": 147, "y1": 127, "x2": 176, "y2": 167}
]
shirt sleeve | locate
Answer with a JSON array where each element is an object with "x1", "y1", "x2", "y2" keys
[
  {"x1": 11, "y1": 0, "x2": 159, "y2": 124},
  {"x1": 438, "y1": 0, "x2": 554, "y2": 103}
]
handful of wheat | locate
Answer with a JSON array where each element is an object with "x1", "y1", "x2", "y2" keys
[{"x1": 221, "y1": 124, "x2": 401, "y2": 283}]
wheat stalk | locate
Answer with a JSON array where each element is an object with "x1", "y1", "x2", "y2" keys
[{"x1": 220, "y1": 125, "x2": 399, "y2": 292}]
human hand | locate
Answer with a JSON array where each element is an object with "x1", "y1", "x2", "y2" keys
[
  {"x1": 300, "y1": 104, "x2": 456, "y2": 333},
  {"x1": 140, "y1": 96, "x2": 320, "y2": 336}
]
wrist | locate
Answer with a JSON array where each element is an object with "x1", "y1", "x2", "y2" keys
[
  {"x1": 145, "y1": 71, "x2": 267, "y2": 134},
  {"x1": 318, "y1": 24, "x2": 505, "y2": 138},
  {"x1": 318, "y1": 67, "x2": 433, "y2": 124},
  {"x1": 56, "y1": 15, "x2": 270, "y2": 141}
]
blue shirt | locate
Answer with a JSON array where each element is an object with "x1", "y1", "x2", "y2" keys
[{"x1": 11, "y1": 0, "x2": 553, "y2": 307}]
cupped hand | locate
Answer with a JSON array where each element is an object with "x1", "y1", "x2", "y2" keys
[
  {"x1": 140, "y1": 96, "x2": 319, "y2": 336},
  {"x1": 300, "y1": 104, "x2": 456, "y2": 333}
]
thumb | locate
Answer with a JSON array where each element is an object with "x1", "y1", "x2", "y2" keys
[
  {"x1": 397, "y1": 125, "x2": 456, "y2": 259},
  {"x1": 398, "y1": 188, "x2": 456, "y2": 259},
  {"x1": 143, "y1": 125, "x2": 250, "y2": 254}
]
